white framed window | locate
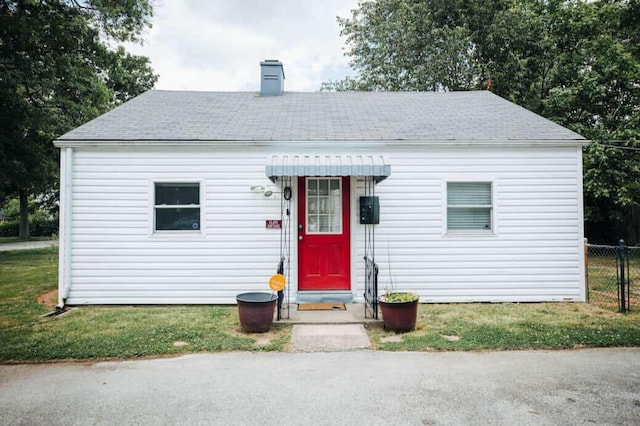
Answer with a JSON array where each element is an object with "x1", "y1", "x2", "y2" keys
[
  {"x1": 153, "y1": 182, "x2": 201, "y2": 232},
  {"x1": 306, "y1": 177, "x2": 342, "y2": 234},
  {"x1": 447, "y1": 182, "x2": 493, "y2": 232}
]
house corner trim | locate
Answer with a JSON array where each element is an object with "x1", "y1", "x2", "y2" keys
[{"x1": 57, "y1": 147, "x2": 73, "y2": 308}]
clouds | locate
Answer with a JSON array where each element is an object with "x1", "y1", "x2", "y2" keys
[{"x1": 125, "y1": 0, "x2": 358, "y2": 92}]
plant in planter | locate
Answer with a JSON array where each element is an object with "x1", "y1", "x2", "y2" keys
[
  {"x1": 377, "y1": 245, "x2": 419, "y2": 332},
  {"x1": 378, "y1": 290, "x2": 419, "y2": 332}
]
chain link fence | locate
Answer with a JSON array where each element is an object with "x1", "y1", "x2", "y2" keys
[{"x1": 586, "y1": 243, "x2": 640, "y2": 312}]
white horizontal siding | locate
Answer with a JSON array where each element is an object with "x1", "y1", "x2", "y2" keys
[
  {"x1": 67, "y1": 148, "x2": 284, "y2": 304},
  {"x1": 65, "y1": 145, "x2": 584, "y2": 305},
  {"x1": 353, "y1": 146, "x2": 583, "y2": 303}
]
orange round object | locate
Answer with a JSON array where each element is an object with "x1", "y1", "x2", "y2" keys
[{"x1": 269, "y1": 274, "x2": 286, "y2": 291}]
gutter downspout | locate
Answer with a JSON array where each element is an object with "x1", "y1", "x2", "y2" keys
[{"x1": 57, "y1": 147, "x2": 73, "y2": 308}]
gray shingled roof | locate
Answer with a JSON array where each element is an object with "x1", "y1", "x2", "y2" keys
[{"x1": 57, "y1": 90, "x2": 585, "y2": 142}]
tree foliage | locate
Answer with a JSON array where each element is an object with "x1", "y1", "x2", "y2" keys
[
  {"x1": 328, "y1": 0, "x2": 640, "y2": 242},
  {"x1": 0, "y1": 0, "x2": 157, "y2": 238}
]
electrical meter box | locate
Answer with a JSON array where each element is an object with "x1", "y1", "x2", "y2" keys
[{"x1": 359, "y1": 196, "x2": 380, "y2": 224}]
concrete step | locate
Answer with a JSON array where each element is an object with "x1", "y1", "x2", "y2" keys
[{"x1": 295, "y1": 291, "x2": 353, "y2": 304}]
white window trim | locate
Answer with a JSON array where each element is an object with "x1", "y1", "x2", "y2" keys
[
  {"x1": 305, "y1": 177, "x2": 343, "y2": 235},
  {"x1": 148, "y1": 179, "x2": 206, "y2": 237},
  {"x1": 442, "y1": 178, "x2": 498, "y2": 237}
]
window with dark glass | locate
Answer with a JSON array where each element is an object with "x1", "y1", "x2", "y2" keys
[{"x1": 154, "y1": 183, "x2": 200, "y2": 231}]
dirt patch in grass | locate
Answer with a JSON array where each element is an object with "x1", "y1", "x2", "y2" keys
[
  {"x1": 37, "y1": 289, "x2": 58, "y2": 308},
  {"x1": 380, "y1": 335, "x2": 403, "y2": 343},
  {"x1": 226, "y1": 324, "x2": 289, "y2": 348},
  {"x1": 441, "y1": 335, "x2": 461, "y2": 342}
]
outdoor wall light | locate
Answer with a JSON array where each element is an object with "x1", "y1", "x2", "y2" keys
[{"x1": 250, "y1": 185, "x2": 274, "y2": 197}]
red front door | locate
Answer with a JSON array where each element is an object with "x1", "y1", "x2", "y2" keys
[{"x1": 298, "y1": 176, "x2": 351, "y2": 290}]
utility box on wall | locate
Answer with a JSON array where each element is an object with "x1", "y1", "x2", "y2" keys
[{"x1": 359, "y1": 196, "x2": 380, "y2": 224}]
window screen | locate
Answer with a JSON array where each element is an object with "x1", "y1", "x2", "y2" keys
[
  {"x1": 154, "y1": 183, "x2": 200, "y2": 231},
  {"x1": 447, "y1": 182, "x2": 492, "y2": 231}
]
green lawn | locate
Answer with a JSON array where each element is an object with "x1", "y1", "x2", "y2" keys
[
  {"x1": 1, "y1": 247, "x2": 639, "y2": 361},
  {"x1": 368, "y1": 302, "x2": 640, "y2": 350},
  {"x1": 0, "y1": 248, "x2": 289, "y2": 362}
]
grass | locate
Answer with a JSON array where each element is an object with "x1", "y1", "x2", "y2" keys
[
  {"x1": 368, "y1": 303, "x2": 640, "y2": 350},
  {"x1": 1, "y1": 247, "x2": 638, "y2": 361},
  {"x1": 0, "y1": 248, "x2": 289, "y2": 362}
]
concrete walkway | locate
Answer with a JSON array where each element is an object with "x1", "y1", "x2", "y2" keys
[
  {"x1": 290, "y1": 324, "x2": 371, "y2": 351},
  {"x1": 279, "y1": 303, "x2": 376, "y2": 351},
  {"x1": 0, "y1": 239, "x2": 58, "y2": 251},
  {"x1": 1, "y1": 349, "x2": 639, "y2": 425}
]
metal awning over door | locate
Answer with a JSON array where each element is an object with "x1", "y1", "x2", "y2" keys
[{"x1": 266, "y1": 155, "x2": 390, "y2": 183}]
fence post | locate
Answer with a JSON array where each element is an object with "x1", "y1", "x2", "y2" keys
[
  {"x1": 584, "y1": 238, "x2": 589, "y2": 303},
  {"x1": 618, "y1": 239, "x2": 628, "y2": 313}
]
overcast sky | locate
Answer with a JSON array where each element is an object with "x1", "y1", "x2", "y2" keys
[{"x1": 125, "y1": 0, "x2": 359, "y2": 92}]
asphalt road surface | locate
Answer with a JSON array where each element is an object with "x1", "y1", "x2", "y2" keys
[{"x1": 1, "y1": 349, "x2": 639, "y2": 425}]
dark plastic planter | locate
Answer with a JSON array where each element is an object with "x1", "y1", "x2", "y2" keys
[
  {"x1": 378, "y1": 296, "x2": 418, "y2": 332},
  {"x1": 236, "y1": 292, "x2": 278, "y2": 333}
]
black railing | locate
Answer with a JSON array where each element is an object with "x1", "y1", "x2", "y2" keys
[
  {"x1": 276, "y1": 257, "x2": 285, "y2": 320},
  {"x1": 364, "y1": 256, "x2": 379, "y2": 319}
]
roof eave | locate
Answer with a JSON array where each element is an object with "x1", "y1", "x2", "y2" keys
[{"x1": 53, "y1": 138, "x2": 590, "y2": 149}]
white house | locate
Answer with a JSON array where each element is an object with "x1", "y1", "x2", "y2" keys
[{"x1": 54, "y1": 61, "x2": 588, "y2": 308}]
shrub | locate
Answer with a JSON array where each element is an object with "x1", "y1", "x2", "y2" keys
[
  {"x1": 0, "y1": 218, "x2": 58, "y2": 237},
  {"x1": 0, "y1": 221, "x2": 19, "y2": 237},
  {"x1": 31, "y1": 217, "x2": 58, "y2": 236}
]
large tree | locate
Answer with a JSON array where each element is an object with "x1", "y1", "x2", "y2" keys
[
  {"x1": 327, "y1": 0, "x2": 640, "y2": 243},
  {"x1": 0, "y1": 0, "x2": 157, "y2": 239}
]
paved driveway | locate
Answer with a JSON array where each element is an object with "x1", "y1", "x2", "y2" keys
[{"x1": 2, "y1": 348, "x2": 639, "y2": 425}]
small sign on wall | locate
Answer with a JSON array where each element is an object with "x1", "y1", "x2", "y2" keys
[{"x1": 266, "y1": 220, "x2": 282, "y2": 229}]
